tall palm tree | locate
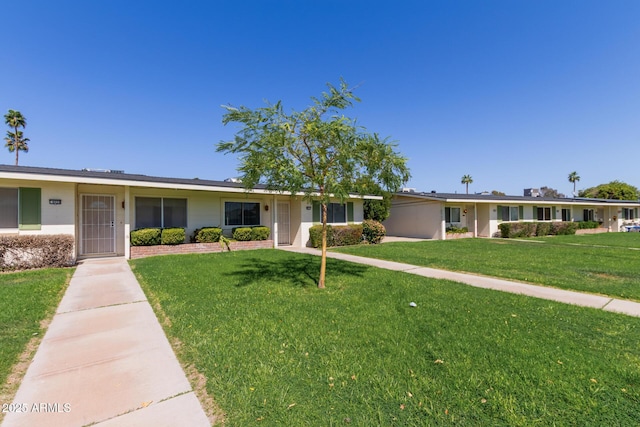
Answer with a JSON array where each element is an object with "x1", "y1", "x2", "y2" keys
[
  {"x1": 4, "y1": 110, "x2": 29, "y2": 165},
  {"x1": 568, "y1": 171, "x2": 580, "y2": 195},
  {"x1": 461, "y1": 174, "x2": 473, "y2": 194}
]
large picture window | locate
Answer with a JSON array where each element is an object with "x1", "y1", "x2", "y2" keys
[
  {"x1": 623, "y1": 208, "x2": 637, "y2": 221},
  {"x1": 445, "y1": 207, "x2": 461, "y2": 223},
  {"x1": 537, "y1": 207, "x2": 552, "y2": 221},
  {"x1": 135, "y1": 197, "x2": 187, "y2": 228},
  {"x1": 312, "y1": 201, "x2": 353, "y2": 224},
  {"x1": 497, "y1": 205, "x2": 521, "y2": 222},
  {"x1": 225, "y1": 202, "x2": 260, "y2": 226},
  {"x1": 0, "y1": 188, "x2": 19, "y2": 228},
  {"x1": 562, "y1": 208, "x2": 571, "y2": 221},
  {"x1": 583, "y1": 209, "x2": 595, "y2": 222}
]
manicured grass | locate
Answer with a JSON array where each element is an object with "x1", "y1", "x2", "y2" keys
[
  {"x1": 131, "y1": 251, "x2": 640, "y2": 426},
  {"x1": 333, "y1": 235, "x2": 640, "y2": 301},
  {"x1": 0, "y1": 269, "x2": 72, "y2": 387}
]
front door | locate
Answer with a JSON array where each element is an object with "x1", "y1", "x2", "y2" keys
[
  {"x1": 277, "y1": 201, "x2": 291, "y2": 245},
  {"x1": 81, "y1": 195, "x2": 116, "y2": 255}
]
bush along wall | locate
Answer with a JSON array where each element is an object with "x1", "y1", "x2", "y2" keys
[
  {"x1": 309, "y1": 224, "x2": 376, "y2": 248},
  {"x1": 130, "y1": 228, "x2": 162, "y2": 246},
  {"x1": 161, "y1": 228, "x2": 186, "y2": 245},
  {"x1": 0, "y1": 235, "x2": 75, "y2": 271},
  {"x1": 499, "y1": 221, "x2": 579, "y2": 238},
  {"x1": 192, "y1": 227, "x2": 223, "y2": 243},
  {"x1": 362, "y1": 220, "x2": 386, "y2": 244}
]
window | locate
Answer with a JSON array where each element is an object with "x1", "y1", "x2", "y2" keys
[
  {"x1": 0, "y1": 187, "x2": 41, "y2": 230},
  {"x1": 561, "y1": 208, "x2": 571, "y2": 222},
  {"x1": 135, "y1": 197, "x2": 187, "y2": 228},
  {"x1": 312, "y1": 202, "x2": 353, "y2": 224},
  {"x1": 0, "y1": 188, "x2": 18, "y2": 228},
  {"x1": 583, "y1": 209, "x2": 594, "y2": 222},
  {"x1": 225, "y1": 202, "x2": 260, "y2": 226},
  {"x1": 536, "y1": 207, "x2": 551, "y2": 221},
  {"x1": 623, "y1": 208, "x2": 637, "y2": 220},
  {"x1": 445, "y1": 207, "x2": 461, "y2": 223},
  {"x1": 497, "y1": 205, "x2": 521, "y2": 222}
]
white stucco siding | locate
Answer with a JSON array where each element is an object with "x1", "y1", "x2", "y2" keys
[{"x1": 385, "y1": 197, "x2": 442, "y2": 239}]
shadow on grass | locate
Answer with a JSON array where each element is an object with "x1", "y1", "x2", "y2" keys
[{"x1": 226, "y1": 254, "x2": 369, "y2": 288}]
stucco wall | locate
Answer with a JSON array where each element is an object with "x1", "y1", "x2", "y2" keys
[{"x1": 385, "y1": 197, "x2": 442, "y2": 239}]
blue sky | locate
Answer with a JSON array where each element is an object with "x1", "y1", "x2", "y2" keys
[{"x1": 2, "y1": 1, "x2": 639, "y2": 196}]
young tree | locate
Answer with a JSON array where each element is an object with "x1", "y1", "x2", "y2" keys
[
  {"x1": 461, "y1": 174, "x2": 473, "y2": 194},
  {"x1": 579, "y1": 181, "x2": 639, "y2": 200},
  {"x1": 217, "y1": 80, "x2": 410, "y2": 288},
  {"x1": 568, "y1": 171, "x2": 580, "y2": 195},
  {"x1": 4, "y1": 110, "x2": 29, "y2": 165}
]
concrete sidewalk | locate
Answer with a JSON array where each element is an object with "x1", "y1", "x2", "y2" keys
[
  {"x1": 281, "y1": 247, "x2": 640, "y2": 318},
  {"x1": 2, "y1": 258, "x2": 210, "y2": 427}
]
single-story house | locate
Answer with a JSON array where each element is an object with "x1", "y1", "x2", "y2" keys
[
  {"x1": 385, "y1": 191, "x2": 640, "y2": 240},
  {"x1": 0, "y1": 165, "x2": 370, "y2": 259}
]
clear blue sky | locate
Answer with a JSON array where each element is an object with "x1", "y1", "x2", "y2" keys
[{"x1": 3, "y1": 1, "x2": 639, "y2": 196}]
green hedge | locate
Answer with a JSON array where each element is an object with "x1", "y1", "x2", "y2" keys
[
  {"x1": 309, "y1": 224, "x2": 364, "y2": 248},
  {"x1": 131, "y1": 228, "x2": 162, "y2": 246},
  {"x1": 161, "y1": 228, "x2": 186, "y2": 245},
  {"x1": 577, "y1": 221, "x2": 601, "y2": 229},
  {"x1": 192, "y1": 227, "x2": 223, "y2": 243},
  {"x1": 499, "y1": 222, "x2": 579, "y2": 238},
  {"x1": 251, "y1": 226, "x2": 270, "y2": 241},
  {"x1": 362, "y1": 220, "x2": 386, "y2": 244},
  {"x1": 232, "y1": 227, "x2": 253, "y2": 241}
]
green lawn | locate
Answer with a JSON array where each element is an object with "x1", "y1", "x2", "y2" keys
[
  {"x1": 333, "y1": 234, "x2": 640, "y2": 301},
  {"x1": 131, "y1": 251, "x2": 640, "y2": 426},
  {"x1": 0, "y1": 269, "x2": 72, "y2": 389}
]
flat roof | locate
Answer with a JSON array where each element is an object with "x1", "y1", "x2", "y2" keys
[{"x1": 395, "y1": 191, "x2": 640, "y2": 206}]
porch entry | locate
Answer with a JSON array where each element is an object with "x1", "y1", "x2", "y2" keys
[
  {"x1": 80, "y1": 194, "x2": 116, "y2": 255},
  {"x1": 277, "y1": 201, "x2": 291, "y2": 245}
]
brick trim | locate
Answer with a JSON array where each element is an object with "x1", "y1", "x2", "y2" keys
[{"x1": 130, "y1": 240, "x2": 274, "y2": 259}]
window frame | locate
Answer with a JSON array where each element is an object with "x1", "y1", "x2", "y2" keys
[
  {"x1": 0, "y1": 187, "x2": 41, "y2": 230},
  {"x1": 0, "y1": 187, "x2": 19, "y2": 229},
  {"x1": 497, "y1": 205, "x2": 521, "y2": 222},
  {"x1": 134, "y1": 196, "x2": 188, "y2": 229},
  {"x1": 536, "y1": 207, "x2": 552, "y2": 221},
  {"x1": 561, "y1": 208, "x2": 571, "y2": 222},
  {"x1": 224, "y1": 201, "x2": 261, "y2": 226},
  {"x1": 445, "y1": 207, "x2": 461, "y2": 223}
]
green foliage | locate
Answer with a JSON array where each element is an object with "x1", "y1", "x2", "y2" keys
[
  {"x1": 309, "y1": 225, "x2": 333, "y2": 248},
  {"x1": 578, "y1": 221, "x2": 601, "y2": 229},
  {"x1": 250, "y1": 226, "x2": 270, "y2": 241},
  {"x1": 332, "y1": 224, "x2": 363, "y2": 246},
  {"x1": 217, "y1": 79, "x2": 411, "y2": 287},
  {"x1": 363, "y1": 198, "x2": 391, "y2": 222},
  {"x1": 535, "y1": 222, "x2": 552, "y2": 237},
  {"x1": 192, "y1": 227, "x2": 223, "y2": 243},
  {"x1": 446, "y1": 226, "x2": 469, "y2": 233},
  {"x1": 130, "y1": 228, "x2": 161, "y2": 246},
  {"x1": 362, "y1": 219, "x2": 386, "y2": 244},
  {"x1": 4, "y1": 109, "x2": 29, "y2": 165},
  {"x1": 579, "y1": 180, "x2": 639, "y2": 200},
  {"x1": 161, "y1": 228, "x2": 185, "y2": 245},
  {"x1": 500, "y1": 222, "x2": 578, "y2": 238},
  {"x1": 552, "y1": 222, "x2": 579, "y2": 235},
  {"x1": 232, "y1": 227, "x2": 253, "y2": 241}
]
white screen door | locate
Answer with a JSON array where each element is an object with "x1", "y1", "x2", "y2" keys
[
  {"x1": 277, "y1": 201, "x2": 290, "y2": 245},
  {"x1": 81, "y1": 195, "x2": 116, "y2": 255}
]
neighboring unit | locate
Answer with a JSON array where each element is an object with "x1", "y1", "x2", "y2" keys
[
  {"x1": 385, "y1": 192, "x2": 640, "y2": 240},
  {"x1": 0, "y1": 165, "x2": 370, "y2": 259}
]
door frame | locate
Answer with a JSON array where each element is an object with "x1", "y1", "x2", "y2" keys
[
  {"x1": 277, "y1": 201, "x2": 291, "y2": 245},
  {"x1": 79, "y1": 194, "x2": 117, "y2": 256}
]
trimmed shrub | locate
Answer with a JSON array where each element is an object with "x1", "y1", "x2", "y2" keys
[
  {"x1": 309, "y1": 225, "x2": 334, "y2": 248},
  {"x1": 0, "y1": 235, "x2": 75, "y2": 271},
  {"x1": 552, "y1": 222, "x2": 579, "y2": 236},
  {"x1": 499, "y1": 222, "x2": 537, "y2": 238},
  {"x1": 332, "y1": 224, "x2": 363, "y2": 246},
  {"x1": 250, "y1": 226, "x2": 270, "y2": 241},
  {"x1": 161, "y1": 228, "x2": 186, "y2": 245},
  {"x1": 193, "y1": 227, "x2": 223, "y2": 243},
  {"x1": 232, "y1": 227, "x2": 253, "y2": 241},
  {"x1": 578, "y1": 221, "x2": 600, "y2": 229},
  {"x1": 131, "y1": 228, "x2": 161, "y2": 246},
  {"x1": 362, "y1": 220, "x2": 386, "y2": 244},
  {"x1": 446, "y1": 226, "x2": 469, "y2": 234},
  {"x1": 535, "y1": 222, "x2": 552, "y2": 237}
]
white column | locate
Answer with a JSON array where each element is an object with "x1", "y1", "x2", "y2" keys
[{"x1": 124, "y1": 186, "x2": 131, "y2": 259}]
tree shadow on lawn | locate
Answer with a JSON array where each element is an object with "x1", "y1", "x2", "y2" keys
[{"x1": 225, "y1": 254, "x2": 369, "y2": 288}]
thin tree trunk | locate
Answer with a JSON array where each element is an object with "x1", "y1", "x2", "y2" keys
[
  {"x1": 318, "y1": 202, "x2": 327, "y2": 289},
  {"x1": 14, "y1": 126, "x2": 19, "y2": 166}
]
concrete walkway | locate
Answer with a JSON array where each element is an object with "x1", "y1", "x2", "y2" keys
[
  {"x1": 280, "y1": 247, "x2": 640, "y2": 318},
  {"x1": 2, "y1": 258, "x2": 210, "y2": 427}
]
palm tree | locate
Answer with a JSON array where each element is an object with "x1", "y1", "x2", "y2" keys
[
  {"x1": 4, "y1": 110, "x2": 29, "y2": 165},
  {"x1": 461, "y1": 174, "x2": 473, "y2": 194},
  {"x1": 568, "y1": 171, "x2": 580, "y2": 195},
  {"x1": 5, "y1": 131, "x2": 30, "y2": 164}
]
